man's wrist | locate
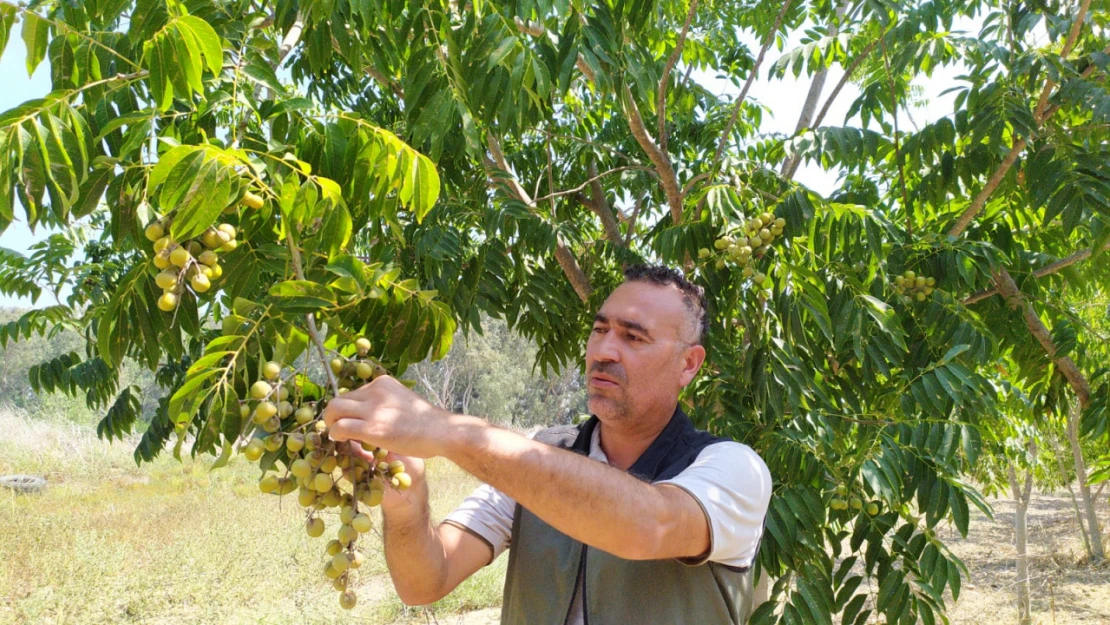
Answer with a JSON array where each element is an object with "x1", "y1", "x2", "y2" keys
[{"x1": 440, "y1": 413, "x2": 489, "y2": 464}]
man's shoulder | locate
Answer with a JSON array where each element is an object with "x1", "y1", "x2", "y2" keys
[{"x1": 529, "y1": 423, "x2": 582, "y2": 447}]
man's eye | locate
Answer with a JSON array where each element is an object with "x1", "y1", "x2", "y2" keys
[
  {"x1": 626, "y1": 334, "x2": 640, "y2": 342},
  {"x1": 592, "y1": 327, "x2": 605, "y2": 334}
]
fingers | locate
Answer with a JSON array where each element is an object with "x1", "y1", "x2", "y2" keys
[
  {"x1": 323, "y1": 397, "x2": 360, "y2": 427},
  {"x1": 328, "y1": 417, "x2": 374, "y2": 446},
  {"x1": 348, "y1": 440, "x2": 376, "y2": 463}
]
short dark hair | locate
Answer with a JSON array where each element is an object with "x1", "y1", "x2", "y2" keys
[{"x1": 622, "y1": 264, "x2": 708, "y2": 346}]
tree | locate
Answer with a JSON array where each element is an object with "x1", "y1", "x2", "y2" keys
[{"x1": 2, "y1": 0, "x2": 1108, "y2": 621}]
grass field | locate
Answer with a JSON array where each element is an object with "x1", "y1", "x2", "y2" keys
[{"x1": 1, "y1": 408, "x2": 1107, "y2": 625}]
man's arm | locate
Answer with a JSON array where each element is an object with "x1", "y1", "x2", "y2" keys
[
  {"x1": 443, "y1": 417, "x2": 710, "y2": 561},
  {"x1": 374, "y1": 455, "x2": 495, "y2": 605}
]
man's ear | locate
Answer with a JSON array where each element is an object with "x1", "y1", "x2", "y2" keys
[{"x1": 678, "y1": 344, "x2": 706, "y2": 387}]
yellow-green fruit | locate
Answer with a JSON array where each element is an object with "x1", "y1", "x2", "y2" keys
[
  {"x1": 208, "y1": 263, "x2": 223, "y2": 280},
  {"x1": 196, "y1": 250, "x2": 217, "y2": 267},
  {"x1": 239, "y1": 403, "x2": 250, "y2": 419},
  {"x1": 904, "y1": 270, "x2": 915, "y2": 280},
  {"x1": 374, "y1": 448, "x2": 389, "y2": 462},
  {"x1": 250, "y1": 381, "x2": 272, "y2": 399},
  {"x1": 291, "y1": 459, "x2": 313, "y2": 478},
  {"x1": 295, "y1": 406, "x2": 315, "y2": 425},
  {"x1": 388, "y1": 460, "x2": 406, "y2": 475},
  {"x1": 324, "y1": 563, "x2": 342, "y2": 580},
  {"x1": 830, "y1": 498, "x2": 848, "y2": 511},
  {"x1": 894, "y1": 275, "x2": 905, "y2": 287},
  {"x1": 264, "y1": 434, "x2": 284, "y2": 452},
  {"x1": 915, "y1": 291, "x2": 927, "y2": 302},
  {"x1": 925, "y1": 277, "x2": 936, "y2": 287},
  {"x1": 218, "y1": 223, "x2": 237, "y2": 239},
  {"x1": 244, "y1": 439, "x2": 265, "y2": 462},
  {"x1": 359, "y1": 488, "x2": 384, "y2": 508},
  {"x1": 202, "y1": 228, "x2": 222, "y2": 249},
  {"x1": 278, "y1": 401, "x2": 294, "y2": 418},
  {"x1": 866, "y1": 502, "x2": 879, "y2": 516},
  {"x1": 741, "y1": 266, "x2": 753, "y2": 278},
  {"x1": 169, "y1": 247, "x2": 191, "y2": 268},
  {"x1": 305, "y1": 432, "x2": 321, "y2": 452},
  {"x1": 319, "y1": 455, "x2": 337, "y2": 474},
  {"x1": 155, "y1": 270, "x2": 178, "y2": 290},
  {"x1": 835, "y1": 484, "x2": 847, "y2": 496},
  {"x1": 332, "y1": 553, "x2": 351, "y2": 573},
  {"x1": 924, "y1": 287, "x2": 934, "y2": 296},
  {"x1": 277, "y1": 478, "x2": 297, "y2": 496},
  {"x1": 752, "y1": 272, "x2": 766, "y2": 286},
  {"x1": 190, "y1": 273, "x2": 211, "y2": 293},
  {"x1": 392, "y1": 473, "x2": 412, "y2": 490},
  {"x1": 714, "y1": 238, "x2": 729, "y2": 250},
  {"x1": 774, "y1": 217, "x2": 786, "y2": 228},
  {"x1": 326, "y1": 539, "x2": 343, "y2": 557},
  {"x1": 145, "y1": 222, "x2": 165, "y2": 242},
  {"x1": 332, "y1": 576, "x2": 348, "y2": 592},
  {"x1": 698, "y1": 248, "x2": 711, "y2": 259},
  {"x1": 321, "y1": 489, "x2": 342, "y2": 508},
  {"x1": 262, "y1": 361, "x2": 281, "y2": 380},
  {"x1": 337, "y1": 524, "x2": 358, "y2": 546},
  {"x1": 153, "y1": 249, "x2": 172, "y2": 269},
  {"x1": 356, "y1": 362, "x2": 374, "y2": 380},
  {"x1": 314, "y1": 420, "x2": 328, "y2": 435},
  {"x1": 376, "y1": 461, "x2": 390, "y2": 473},
  {"x1": 760, "y1": 212, "x2": 773, "y2": 224},
  {"x1": 340, "y1": 505, "x2": 356, "y2": 524},
  {"x1": 914, "y1": 276, "x2": 926, "y2": 288},
  {"x1": 850, "y1": 497, "x2": 863, "y2": 510},
  {"x1": 350, "y1": 550, "x2": 365, "y2": 570},
  {"x1": 330, "y1": 358, "x2": 345, "y2": 375},
  {"x1": 184, "y1": 240, "x2": 201, "y2": 255},
  {"x1": 759, "y1": 228, "x2": 772, "y2": 241},
  {"x1": 352, "y1": 513, "x2": 373, "y2": 533},
  {"x1": 305, "y1": 517, "x2": 325, "y2": 538},
  {"x1": 200, "y1": 265, "x2": 214, "y2": 279},
  {"x1": 339, "y1": 590, "x2": 357, "y2": 610},
  {"x1": 219, "y1": 238, "x2": 238, "y2": 253},
  {"x1": 714, "y1": 259, "x2": 726, "y2": 271},
  {"x1": 276, "y1": 386, "x2": 290, "y2": 401},
  {"x1": 153, "y1": 236, "x2": 172, "y2": 253},
  {"x1": 254, "y1": 401, "x2": 277, "y2": 421},
  {"x1": 157, "y1": 292, "x2": 178, "y2": 312},
  {"x1": 314, "y1": 473, "x2": 334, "y2": 492},
  {"x1": 259, "y1": 475, "x2": 280, "y2": 494},
  {"x1": 355, "y1": 337, "x2": 372, "y2": 354},
  {"x1": 241, "y1": 191, "x2": 265, "y2": 209},
  {"x1": 262, "y1": 416, "x2": 281, "y2": 433},
  {"x1": 298, "y1": 487, "x2": 317, "y2": 507}
]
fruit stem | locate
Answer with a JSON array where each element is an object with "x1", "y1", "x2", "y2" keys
[{"x1": 282, "y1": 229, "x2": 342, "y2": 398}]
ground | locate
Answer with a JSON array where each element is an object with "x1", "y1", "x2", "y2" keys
[{"x1": 1, "y1": 410, "x2": 1107, "y2": 624}]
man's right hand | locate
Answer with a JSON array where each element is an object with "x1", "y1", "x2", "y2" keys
[{"x1": 349, "y1": 442, "x2": 427, "y2": 513}]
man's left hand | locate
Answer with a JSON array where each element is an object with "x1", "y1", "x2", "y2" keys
[{"x1": 324, "y1": 375, "x2": 456, "y2": 459}]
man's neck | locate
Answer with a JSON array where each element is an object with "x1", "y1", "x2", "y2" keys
[{"x1": 596, "y1": 404, "x2": 676, "y2": 471}]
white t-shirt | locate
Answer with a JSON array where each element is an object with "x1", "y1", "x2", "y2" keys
[{"x1": 444, "y1": 426, "x2": 772, "y2": 625}]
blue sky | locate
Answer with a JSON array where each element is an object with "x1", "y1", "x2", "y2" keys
[{"x1": 0, "y1": 21, "x2": 971, "y2": 308}]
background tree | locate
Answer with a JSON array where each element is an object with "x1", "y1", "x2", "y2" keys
[{"x1": 1, "y1": 0, "x2": 1108, "y2": 621}]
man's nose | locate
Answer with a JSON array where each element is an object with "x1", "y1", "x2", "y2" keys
[{"x1": 589, "y1": 331, "x2": 621, "y2": 363}]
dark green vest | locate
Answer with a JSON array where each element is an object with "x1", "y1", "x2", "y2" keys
[{"x1": 500, "y1": 409, "x2": 759, "y2": 625}]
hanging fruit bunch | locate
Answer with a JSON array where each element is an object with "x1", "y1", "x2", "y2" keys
[
  {"x1": 242, "y1": 336, "x2": 411, "y2": 610},
  {"x1": 699, "y1": 212, "x2": 788, "y2": 289},
  {"x1": 892, "y1": 269, "x2": 936, "y2": 302},
  {"x1": 145, "y1": 217, "x2": 239, "y2": 312}
]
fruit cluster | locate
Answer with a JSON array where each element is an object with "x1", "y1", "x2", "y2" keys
[
  {"x1": 241, "y1": 337, "x2": 408, "y2": 610},
  {"x1": 698, "y1": 212, "x2": 787, "y2": 288},
  {"x1": 892, "y1": 270, "x2": 935, "y2": 302},
  {"x1": 830, "y1": 484, "x2": 880, "y2": 516},
  {"x1": 145, "y1": 219, "x2": 239, "y2": 312}
]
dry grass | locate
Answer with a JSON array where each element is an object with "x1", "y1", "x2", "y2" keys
[{"x1": 2, "y1": 407, "x2": 1107, "y2": 625}]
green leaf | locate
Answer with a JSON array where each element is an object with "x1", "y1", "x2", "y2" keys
[
  {"x1": 177, "y1": 16, "x2": 223, "y2": 75},
  {"x1": 0, "y1": 4, "x2": 17, "y2": 59},
  {"x1": 269, "y1": 280, "x2": 336, "y2": 312},
  {"x1": 21, "y1": 11, "x2": 49, "y2": 77}
]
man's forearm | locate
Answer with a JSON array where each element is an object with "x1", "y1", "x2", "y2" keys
[
  {"x1": 381, "y1": 492, "x2": 449, "y2": 605},
  {"x1": 443, "y1": 416, "x2": 705, "y2": 560}
]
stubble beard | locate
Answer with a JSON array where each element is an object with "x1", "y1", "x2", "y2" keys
[{"x1": 588, "y1": 390, "x2": 631, "y2": 423}]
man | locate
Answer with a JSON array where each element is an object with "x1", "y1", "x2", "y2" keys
[{"x1": 324, "y1": 264, "x2": 772, "y2": 624}]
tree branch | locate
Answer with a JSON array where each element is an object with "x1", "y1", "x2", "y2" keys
[
  {"x1": 622, "y1": 84, "x2": 684, "y2": 224},
  {"x1": 963, "y1": 239, "x2": 1110, "y2": 304},
  {"x1": 534, "y1": 165, "x2": 649, "y2": 205},
  {"x1": 623, "y1": 194, "x2": 647, "y2": 247},
  {"x1": 1033, "y1": 0, "x2": 1092, "y2": 122},
  {"x1": 712, "y1": 0, "x2": 794, "y2": 171},
  {"x1": 572, "y1": 161, "x2": 625, "y2": 245},
  {"x1": 992, "y1": 267, "x2": 1092, "y2": 407},
  {"x1": 809, "y1": 36, "x2": 881, "y2": 132},
  {"x1": 658, "y1": 0, "x2": 700, "y2": 154},
  {"x1": 484, "y1": 134, "x2": 593, "y2": 302}
]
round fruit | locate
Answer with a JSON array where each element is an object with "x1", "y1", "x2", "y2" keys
[
  {"x1": 239, "y1": 403, "x2": 250, "y2": 419},
  {"x1": 915, "y1": 291, "x2": 927, "y2": 302},
  {"x1": 218, "y1": 238, "x2": 238, "y2": 253},
  {"x1": 330, "y1": 358, "x2": 345, "y2": 375},
  {"x1": 250, "y1": 381, "x2": 273, "y2": 399},
  {"x1": 924, "y1": 287, "x2": 934, "y2": 296},
  {"x1": 752, "y1": 272, "x2": 766, "y2": 285},
  {"x1": 337, "y1": 524, "x2": 358, "y2": 546},
  {"x1": 392, "y1": 473, "x2": 412, "y2": 490},
  {"x1": 850, "y1": 497, "x2": 863, "y2": 510},
  {"x1": 209, "y1": 263, "x2": 223, "y2": 280},
  {"x1": 326, "y1": 540, "x2": 343, "y2": 557},
  {"x1": 190, "y1": 273, "x2": 211, "y2": 293},
  {"x1": 153, "y1": 249, "x2": 172, "y2": 269},
  {"x1": 359, "y1": 488, "x2": 384, "y2": 508},
  {"x1": 263, "y1": 434, "x2": 283, "y2": 452},
  {"x1": 835, "y1": 484, "x2": 847, "y2": 496},
  {"x1": 305, "y1": 432, "x2": 321, "y2": 451},
  {"x1": 774, "y1": 217, "x2": 786, "y2": 228},
  {"x1": 169, "y1": 247, "x2": 191, "y2": 268},
  {"x1": 218, "y1": 223, "x2": 237, "y2": 239},
  {"x1": 914, "y1": 276, "x2": 926, "y2": 288},
  {"x1": 355, "y1": 362, "x2": 374, "y2": 380},
  {"x1": 355, "y1": 337, "x2": 372, "y2": 354},
  {"x1": 153, "y1": 236, "x2": 172, "y2": 253},
  {"x1": 241, "y1": 191, "x2": 265, "y2": 209},
  {"x1": 196, "y1": 250, "x2": 217, "y2": 267},
  {"x1": 714, "y1": 259, "x2": 726, "y2": 271},
  {"x1": 340, "y1": 505, "x2": 356, "y2": 524},
  {"x1": 925, "y1": 277, "x2": 936, "y2": 287},
  {"x1": 894, "y1": 276, "x2": 905, "y2": 286},
  {"x1": 286, "y1": 433, "x2": 305, "y2": 453},
  {"x1": 352, "y1": 513, "x2": 373, "y2": 533},
  {"x1": 305, "y1": 517, "x2": 325, "y2": 538},
  {"x1": 866, "y1": 503, "x2": 879, "y2": 516},
  {"x1": 314, "y1": 473, "x2": 334, "y2": 492},
  {"x1": 339, "y1": 590, "x2": 357, "y2": 610},
  {"x1": 259, "y1": 475, "x2": 279, "y2": 494},
  {"x1": 202, "y1": 228, "x2": 222, "y2": 249},
  {"x1": 319, "y1": 455, "x2": 337, "y2": 474},
  {"x1": 291, "y1": 459, "x2": 312, "y2": 478},
  {"x1": 350, "y1": 551, "x2": 366, "y2": 570},
  {"x1": 255, "y1": 400, "x2": 277, "y2": 421},
  {"x1": 298, "y1": 487, "x2": 317, "y2": 507},
  {"x1": 262, "y1": 416, "x2": 281, "y2": 433},
  {"x1": 830, "y1": 498, "x2": 848, "y2": 510},
  {"x1": 332, "y1": 553, "x2": 351, "y2": 573},
  {"x1": 145, "y1": 222, "x2": 165, "y2": 242},
  {"x1": 157, "y1": 292, "x2": 178, "y2": 312},
  {"x1": 276, "y1": 386, "x2": 290, "y2": 401},
  {"x1": 332, "y1": 576, "x2": 348, "y2": 592},
  {"x1": 295, "y1": 406, "x2": 315, "y2": 425},
  {"x1": 243, "y1": 439, "x2": 265, "y2": 462},
  {"x1": 904, "y1": 270, "x2": 915, "y2": 280},
  {"x1": 698, "y1": 248, "x2": 711, "y2": 259},
  {"x1": 262, "y1": 361, "x2": 281, "y2": 380},
  {"x1": 155, "y1": 270, "x2": 178, "y2": 290},
  {"x1": 321, "y1": 489, "x2": 342, "y2": 507},
  {"x1": 324, "y1": 563, "x2": 342, "y2": 580}
]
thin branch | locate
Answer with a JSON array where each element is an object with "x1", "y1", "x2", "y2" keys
[
  {"x1": 284, "y1": 229, "x2": 341, "y2": 397},
  {"x1": 681, "y1": 172, "x2": 710, "y2": 197},
  {"x1": 658, "y1": 0, "x2": 700, "y2": 153},
  {"x1": 810, "y1": 36, "x2": 882, "y2": 132},
  {"x1": 963, "y1": 239, "x2": 1110, "y2": 304},
  {"x1": 992, "y1": 267, "x2": 1092, "y2": 408},
  {"x1": 1033, "y1": 0, "x2": 1092, "y2": 122},
  {"x1": 623, "y1": 84, "x2": 684, "y2": 223},
  {"x1": 533, "y1": 166, "x2": 650, "y2": 204},
  {"x1": 880, "y1": 37, "x2": 912, "y2": 235},
  {"x1": 623, "y1": 194, "x2": 647, "y2": 247},
  {"x1": 711, "y1": 0, "x2": 794, "y2": 171}
]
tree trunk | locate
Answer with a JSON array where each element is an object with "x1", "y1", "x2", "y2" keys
[
  {"x1": 1008, "y1": 463, "x2": 1033, "y2": 625},
  {"x1": 1066, "y1": 400, "x2": 1105, "y2": 562},
  {"x1": 1047, "y1": 429, "x2": 1093, "y2": 557}
]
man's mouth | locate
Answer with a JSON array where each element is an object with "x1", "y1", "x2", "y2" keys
[{"x1": 589, "y1": 375, "x2": 619, "y2": 388}]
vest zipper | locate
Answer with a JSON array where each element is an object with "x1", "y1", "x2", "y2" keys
[{"x1": 563, "y1": 544, "x2": 589, "y2": 625}]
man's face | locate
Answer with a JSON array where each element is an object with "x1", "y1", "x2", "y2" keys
[{"x1": 584, "y1": 281, "x2": 705, "y2": 424}]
